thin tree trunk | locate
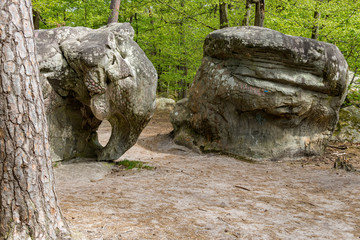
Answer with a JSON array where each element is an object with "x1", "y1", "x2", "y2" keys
[
  {"x1": 84, "y1": 6, "x2": 87, "y2": 25},
  {"x1": 219, "y1": 1, "x2": 229, "y2": 29},
  {"x1": 134, "y1": 13, "x2": 138, "y2": 42},
  {"x1": 0, "y1": 0, "x2": 70, "y2": 239},
  {"x1": 312, "y1": 0, "x2": 328, "y2": 40},
  {"x1": 108, "y1": 0, "x2": 121, "y2": 24},
  {"x1": 311, "y1": 11, "x2": 321, "y2": 40},
  {"x1": 33, "y1": 10, "x2": 40, "y2": 29},
  {"x1": 178, "y1": 0, "x2": 188, "y2": 99},
  {"x1": 179, "y1": 65, "x2": 188, "y2": 99},
  {"x1": 242, "y1": 0, "x2": 252, "y2": 26},
  {"x1": 254, "y1": 0, "x2": 265, "y2": 27}
]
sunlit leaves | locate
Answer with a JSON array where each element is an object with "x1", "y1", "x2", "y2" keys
[
  {"x1": 32, "y1": 0, "x2": 111, "y2": 28},
  {"x1": 33, "y1": 0, "x2": 360, "y2": 97}
]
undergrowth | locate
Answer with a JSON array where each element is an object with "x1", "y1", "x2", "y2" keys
[{"x1": 116, "y1": 159, "x2": 154, "y2": 170}]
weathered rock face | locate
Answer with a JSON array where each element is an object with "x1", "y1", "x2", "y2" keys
[
  {"x1": 36, "y1": 23, "x2": 157, "y2": 161},
  {"x1": 171, "y1": 26, "x2": 349, "y2": 161},
  {"x1": 155, "y1": 98, "x2": 176, "y2": 112},
  {"x1": 332, "y1": 105, "x2": 360, "y2": 143}
]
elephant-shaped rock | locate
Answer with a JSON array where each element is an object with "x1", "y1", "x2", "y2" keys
[
  {"x1": 36, "y1": 23, "x2": 157, "y2": 161},
  {"x1": 171, "y1": 26, "x2": 349, "y2": 161}
]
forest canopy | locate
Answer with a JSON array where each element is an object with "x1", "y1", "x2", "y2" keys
[{"x1": 32, "y1": 0, "x2": 360, "y2": 99}]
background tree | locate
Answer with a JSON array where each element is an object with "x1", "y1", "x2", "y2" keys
[
  {"x1": 108, "y1": 0, "x2": 121, "y2": 24},
  {"x1": 242, "y1": 0, "x2": 252, "y2": 26},
  {"x1": 254, "y1": 0, "x2": 265, "y2": 27},
  {"x1": 219, "y1": 0, "x2": 229, "y2": 28},
  {"x1": 31, "y1": 0, "x2": 360, "y2": 100},
  {"x1": 33, "y1": 9, "x2": 40, "y2": 29},
  {"x1": 32, "y1": 0, "x2": 111, "y2": 28},
  {"x1": 0, "y1": 0, "x2": 70, "y2": 238}
]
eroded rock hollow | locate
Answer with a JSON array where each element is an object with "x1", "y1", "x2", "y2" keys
[
  {"x1": 171, "y1": 26, "x2": 349, "y2": 161},
  {"x1": 36, "y1": 23, "x2": 157, "y2": 161}
]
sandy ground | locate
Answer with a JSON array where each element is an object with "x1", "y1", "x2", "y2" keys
[{"x1": 54, "y1": 112, "x2": 360, "y2": 240}]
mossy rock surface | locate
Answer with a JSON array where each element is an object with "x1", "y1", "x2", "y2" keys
[{"x1": 332, "y1": 105, "x2": 360, "y2": 143}]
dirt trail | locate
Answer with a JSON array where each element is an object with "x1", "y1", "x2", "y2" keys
[{"x1": 55, "y1": 112, "x2": 360, "y2": 240}]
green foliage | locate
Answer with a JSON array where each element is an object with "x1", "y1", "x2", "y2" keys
[
  {"x1": 345, "y1": 85, "x2": 360, "y2": 107},
  {"x1": 33, "y1": 0, "x2": 360, "y2": 100},
  {"x1": 32, "y1": 0, "x2": 111, "y2": 28},
  {"x1": 118, "y1": 0, "x2": 218, "y2": 98},
  {"x1": 52, "y1": 161, "x2": 60, "y2": 168},
  {"x1": 266, "y1": 0, "x2": 360, "y2": 81},
  {"x1": 116, "y1": 159, "x2": 154, "y2": 170}
]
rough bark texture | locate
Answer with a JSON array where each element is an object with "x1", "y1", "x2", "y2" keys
[
  {"x1": 171, "y1": 27, "x2": 349, "y2": 161},
  {"x1": 254, "y1": 0, "x2": 265, "y2": 27},
  {"x1": 219, "y1": 1, "x2": 229, "y2": 29},
  {"x1": 35, "y1": 23, "x2": 158, "y2": 161},
  {"x1": 242, "y1": 0, "x2": 252, "y2": 26},
  {"x1": 0, "y1": 0, "x2": 70, "y2": 239},
  {"x1": 107, "y1": 0, "x2": 121, "y2": 24}
]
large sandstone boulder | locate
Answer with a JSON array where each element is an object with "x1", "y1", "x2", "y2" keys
[
  {"x1": 36, "y1": 23, "x2": 157, "y2": 161},
  {"x1": 171, "y1": 27, "x2": 349, "y2": 161}
]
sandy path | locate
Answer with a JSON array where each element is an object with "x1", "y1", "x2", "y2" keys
[{"x1": 55, "y1": 113, "x2": 360, "y2": 240}]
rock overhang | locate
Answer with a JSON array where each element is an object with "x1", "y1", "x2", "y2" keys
[
  {"x1": 171, "y1": 26, "x2": 349, "y2": 161},
  {"x1": 203, "y1": 27, "x2": 348, "y2": 97},
  {"x1": 36, "y1": 23, "x2": 157, "y2": 161}
]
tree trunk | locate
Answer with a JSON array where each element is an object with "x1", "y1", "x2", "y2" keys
[
  {"x1": 134, "y1": 12, "x2": 138, "y2": 42},
  {"x1": 108, "y1": 0, "x2": 121, "y2": 24},
  {"x1": 179, "y1": 65, "x2": 188, "y2": 99},
  {"x1": 0, "y1": 1, "x2": 71, "y2": 239},
  {"x1": 219, "y1": 1, "x2": 229, "y2": 29},
  {"x1": 242, "y1": 0, "x2": 252, "y2": 26},
  {"x1": 254, "y1": 0, "x2": 265, "y2": 27},
  {"x1": 311, "y1": 11, "x2": 321, "y2": 40},
  {"x1": 33, "y1": 10, "x2": 40, "y2": 30},
  {"x1": 178, "y1": 0, "x2": 188, "y2": 99}
]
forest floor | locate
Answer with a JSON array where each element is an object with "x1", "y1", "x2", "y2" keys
[{"x1": 54, "y1": 111, "x2": 360, "y2": 240}]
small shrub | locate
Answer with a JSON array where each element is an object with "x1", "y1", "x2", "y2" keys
[{"x1": 116, "y1": 159, "x2": 154, "y2": 170}]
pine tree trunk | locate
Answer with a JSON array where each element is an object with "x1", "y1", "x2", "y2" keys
[
  {"x1": 108, "y1": 0, "x2": 121, "y2": 24},
  {"x1": 0, "y1": 0, "x2": 71, "y2": 239}
]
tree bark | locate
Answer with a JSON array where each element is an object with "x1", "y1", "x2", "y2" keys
[
  {"x1": 254, "y1": 0, "x2": 265, "y2": 27},
  {"x1": 178, "y1": 0, "x2": 188, "y2": 99},
  {"x1": 33, "y1": 10, "x2": 40, "y2": 30},
  {"x1": 108, "y1": 0, "x2": 121, "y2": 24},
  {"x1": 219, "y1": 1, "x2": 229, "y2": 29},
  {"x1": 311, "y1": 11, "x2": 321, "y2": 40},
  {"x1": 0, "y1": 0, "x2": 71, "y2": 239},
  {"x1": 242, "y1": 0, "x2": 252, "y2": 26}
]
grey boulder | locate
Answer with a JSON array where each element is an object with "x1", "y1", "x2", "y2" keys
[
  {"x1": 171, "y1": 26, "x2": 349, "y2": 161},
  {"x1": 36, "y1": 23, "x2": 157, "y2": 161}
]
